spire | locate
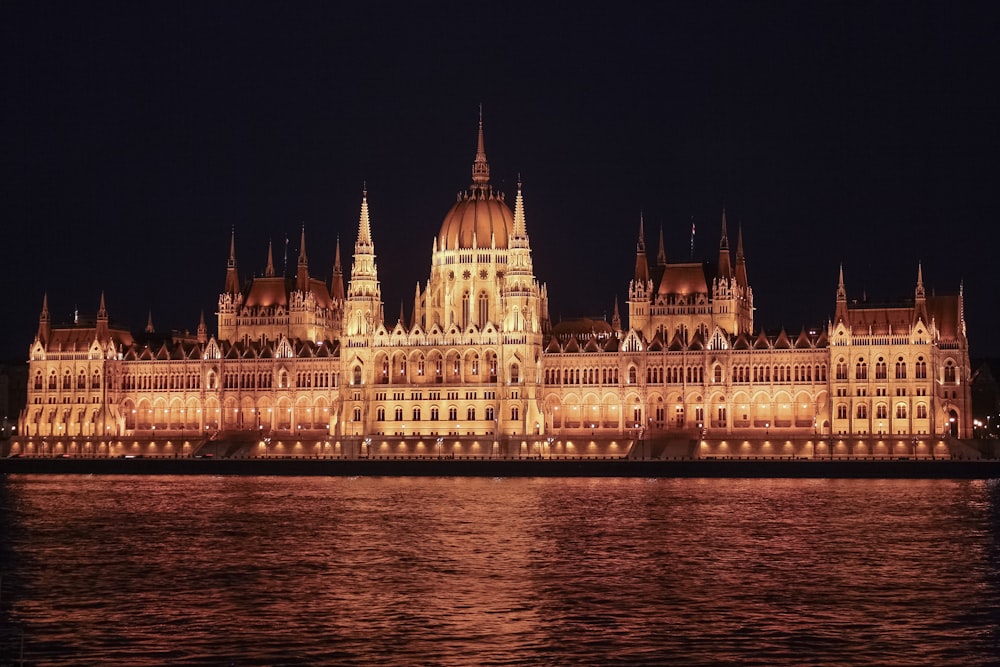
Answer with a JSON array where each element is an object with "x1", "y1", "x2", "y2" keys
[
  {"x1": 719, "y1": 208, "x2": 730, "y2": 250},
  {"x1": 656, "y1": 226, "x2": 666, "y2": 265},
  {"x1": 357, "y1": 186, "x2": 372, "y2": 246},
  {"x1": 413, "y1": 281, "x2": 422, "y2": 329},
  {"x1": 347, "y1": 186, "x2": 382, "y2": 329},
  {"x1": 734, "y1": 223, "x2": 749, "y2": 288},
  {"x1": 398, "y1": 301, "x2": 405, "y2": 327},
  {"x1": 296, "y1": 224, "x2": 309, "y2": 292},
  {"x1": 913, "y1": 261, "x2": 928, "y2": 326},
  {"x1": 36, "y1": 292, "x2": 51, "y2": 345},
  {"x1": 265, "y1": 239, "x2": 275, "y2": 277},
  {"x1": 717, "y1": 209, "x2": 732, "y2": 279},
  {"x1": 197, "y1": 310, "x2": 208, "y2": 344},
  {"x1": 330, "y1": 235, "x2": 345, "y2": 301},
  {"x1": 611, "y1": 297, "x2": 622, "y2": 332},
  {"x1": 513, "y1": 178, "x2": 527, "y2": 238},
  {"x1": 471, "y1": 105, "x2": 490, "y2": 186},
  {"x1": 96, "y1": 291, "x2": 109, "y2": 341},
  {"x1": 224, "y1": 226, "x2": 240, "y2": 295},
  {"x1": 145, "y1": 310, "x2": 155, "y2": 334},
  {"x1": 834, "y1": 263, "x2": 848, "y2": 324},
  {"x1": 633, "y1": 212, "x2": 649, "y2": 283}
]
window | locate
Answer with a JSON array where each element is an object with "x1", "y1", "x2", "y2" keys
[
  {"x1": 431, "y1": 407, "x2": 439, "y2": 421},
  {"x1": 915, "y1": 357, "x2": 927, "y2": 379},
  {"x1": 944, "y1": 361, "x2": 956, "y2": 383},
  {"x1": 856, "y1": 404, "x2": 868, "y2": 419},
  {"x1": 448, "y1": 407, "x2": 457, "y2": 420},
  {"x1": 837, "y1": 404, "x2": 848, "y2": 419},
  {"x1": 511, "y1": 406, "x2": 519, "y2": 420},
  {"x1": 895, "y1": 404, "x2": 907, "y2": 419},
  {"x1": 628, "y1": 367, "x2": 637, "y2": 384},
  {"x1": 467, "y1": 407, "x2": 476, "y2": 421},
  {"x1": 485, "y1": 406, "x2": 494, "y2": 421},
  {"x1": 875, "y1": 358, "x2": 887, "y2": 380},
  {"x1": 895, "y1": 358, "x2": 906, "y2": 379},
  {"x1": 855, "y1": 360, "x2": 867, "y2": 380},
  {"x1": 394, "y1": 407, "x2": 403, "y2": 420},
  {"x1": 876, "y1": 404, "x2": 887, "y2": 419},
  {"x1": 352, "y1": 407, "x2": 362, "y2": 422},
  {"x1": 916, "y1": 403, "x2": 927, "y2": 419},
  {"x1": 511, "y1": 363, "x2": 520, "y2": 383},
  {"x1": 413, "y1": 407, "x2": 421, "y2": 421}
]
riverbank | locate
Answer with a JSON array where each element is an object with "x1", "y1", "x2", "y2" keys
[{"x1": 3, "y1": 456, "x2": 1000, "y2": 478}]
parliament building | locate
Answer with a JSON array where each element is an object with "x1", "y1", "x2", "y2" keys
[{"x1": 12, "y1": 118, "x2": 973, "y2": 459}]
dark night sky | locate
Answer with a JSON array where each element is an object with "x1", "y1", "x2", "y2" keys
[{"x1": 2, "y1": 2, "x2": 998, "y2": 362}]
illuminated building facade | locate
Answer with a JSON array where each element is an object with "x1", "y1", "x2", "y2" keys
[{"x1": 13, "y1": 118, "x2": 973, "y2": 459}]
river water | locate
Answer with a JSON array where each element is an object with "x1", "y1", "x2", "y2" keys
[{"x1": 1, "y1": 475, "x2": 999, "y2": 666}]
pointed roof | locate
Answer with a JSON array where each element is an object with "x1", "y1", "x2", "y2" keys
[
  {"x1": 224, "y1": 226, "x2": 240, "y2": 294},
  {"x1": 717, "y1": 209, "x2": 732, "y2": 279},
  {"x1": 513, "y1": 178, "x2": 527, "y2": 238},
  {"x1": 265, "y1": 240, "x2": 276, "y2": 277},
  {"x1": 472, "y1": 104, "x2": 490, "y2": 185},
  {"x1": 656, "y1": 226, "x2": 667, "y2": 265},
  {"x1": 358, "y1": 186, "x2": 373, "y2": 246},
  {"x1": 633, "y1": 212, "x2": 650, "y2": 283},
  {"x1": 330, "y1": 236, "x2": 345, "y2": 301}
]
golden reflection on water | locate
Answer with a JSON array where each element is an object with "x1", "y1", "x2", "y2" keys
[{"x1": 0, "y1": 476, "x2": 998, "y2": 666}]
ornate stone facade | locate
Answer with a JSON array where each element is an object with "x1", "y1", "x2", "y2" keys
[{"x1": 13, "y1": 117, "x2": 973, "y2": 459}]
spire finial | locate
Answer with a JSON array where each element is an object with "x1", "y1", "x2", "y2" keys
[
  {"x1": 357, "y1": 185, "x2": 373, "y2": 246},
  {"x1": 265, "y1": 239, "x2": 275, "y2": 277},
  {"x1": 472, "y1": 106, "x2": 490, "y2": 185},
  {"x1": 638, "y1": 211, "x2": 646, "y2": 251}
]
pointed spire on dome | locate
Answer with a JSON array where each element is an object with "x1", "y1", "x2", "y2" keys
[
  {"x1": 224, "y1": 226, "x2": 240, "y2": 295},
  {"x1": 656, "y1": 226, "x2": 667, "y2": 265},
  {"x1": 471, "y1": 105, "x2": 490, "y2": 186},
  {"x1": 915, "y1": 261, "x2": 925, "y2": 299}
]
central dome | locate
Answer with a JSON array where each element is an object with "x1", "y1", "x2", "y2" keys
[
  {"x1": 438, "y1": 188, "x2": 514, "y2": 250},
  {"x1": 437, "y1": 113, "x2": 515, "y2": 250}
]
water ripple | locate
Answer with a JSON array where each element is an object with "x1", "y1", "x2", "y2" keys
[{"x1": 1, "y1": 475, "x2": 999, "y2": 665}]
